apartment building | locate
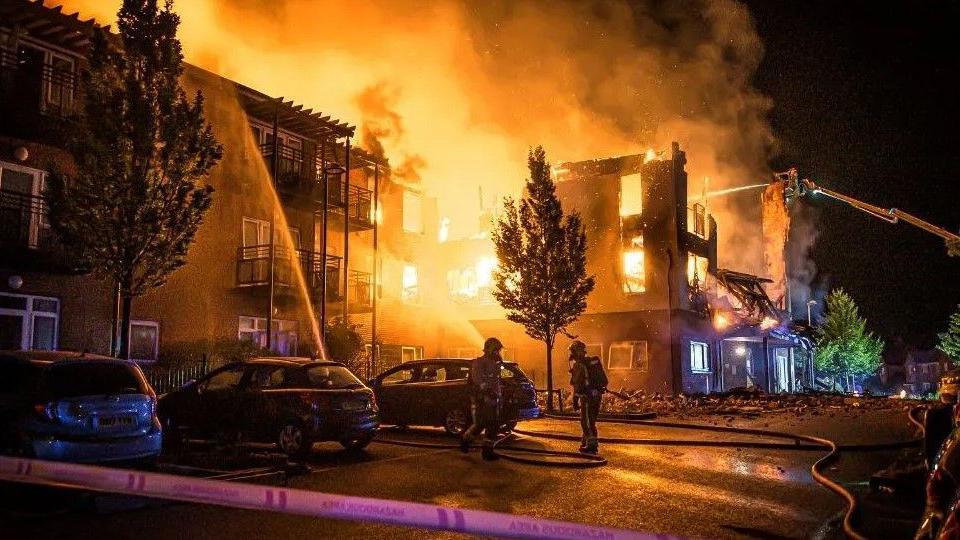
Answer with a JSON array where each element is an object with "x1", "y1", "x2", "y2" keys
[{"x1": 0, "y1": 1, "x2": 433, "y2": 370}]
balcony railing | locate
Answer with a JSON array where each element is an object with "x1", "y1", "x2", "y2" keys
[
  {"x1": 348, "y1": 270, "x2": 373, "y2": 308},
  {"x1": 236, "y1": 244, "x2": 344, "y2": 302},
  {"x1": 258, "y1": 142, "x2": 316, "y2": 189},
  {"x1": 0, "y1": 189, "x2": 57, "y2": 251},
  {"x1": 0, "y1": 48, "x2": 77, "y2": 119},
  {"x1": 327, "y1": 178, "x2": 374, "y2": 230}
]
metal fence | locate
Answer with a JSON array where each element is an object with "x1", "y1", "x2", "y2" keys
[{"x1": 144, "y1": 362, "x2": 213, "y2": 395}]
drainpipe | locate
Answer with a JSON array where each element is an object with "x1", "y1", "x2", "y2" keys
[
  {"x1": 266, "y1": 100, "x2": 280, "y2": 351},
  {"x1": 342, "y1": 137, "x2": 351, "y2": 321},
  {"x1": 371, "y1": 163, "x2": 380, "y2": 378}
]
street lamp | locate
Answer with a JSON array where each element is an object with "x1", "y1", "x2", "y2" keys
[{"x1": 806, "y1": 299, "x2": 818, "y2": 326}]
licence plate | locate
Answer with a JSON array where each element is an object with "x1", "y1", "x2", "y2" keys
[
  {"x1": 97, "y1": 415, "x2": 135, "y2": 429},
  {"x1": 341, "y1": 401, "x2": 365, "y2": 411}
]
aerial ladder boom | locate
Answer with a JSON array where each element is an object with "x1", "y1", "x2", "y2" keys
[{"x1": 777, "y1": 169, "x2": 960, "y2": 256}]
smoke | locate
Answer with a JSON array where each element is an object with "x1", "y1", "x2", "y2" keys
[
  {"x1": 787, "y1": 202, "x2": 825, "y2": 322},
  {"x1": 58, "y1": 0, "x2": 774, "y2": 269}
]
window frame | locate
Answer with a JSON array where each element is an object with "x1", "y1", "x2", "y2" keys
[
  {"x1": 0, "y1": 161, "x2": 48, "y2": 249},
  {"x1": 128, "y1": 320, "x2": 160, "y2": 363},
  {"x1": 0, "y1": 292, "x2": 59, "y2": 351},
  {"x1": 607, "y1": 341, "x2": 648, "y2": 372},
  {"x1": 401, "y1": 264, "x2": 420, "y2": 304},
  {"x1": 690, "y1": 341, "x2": 710, "y2": 373}
]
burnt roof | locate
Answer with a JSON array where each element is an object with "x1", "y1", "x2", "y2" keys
[
  {"x1": 0, "y1": 1, "x2": 104, "y2": 52},
  {"x1": 713, "y1": 268, "x2": 779, "y2": 319}
]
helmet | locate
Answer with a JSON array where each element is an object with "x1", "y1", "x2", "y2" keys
[
  {"x1": 569, "y1": 340, "x2": 587, "y2": 356},
  {"x1": 483, "y1": 337, "x2": 504, "y2": 354}
]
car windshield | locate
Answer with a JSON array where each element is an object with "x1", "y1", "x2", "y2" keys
[
  {"x1": 503, "y1": 363, "x2": 529, "y2": 381},
  {"x1": 45, "y1": 363, "x2": 144, "y2": 398},
  {"x1": 304, "y1": 365, "x2": 364, "y2": 389}
]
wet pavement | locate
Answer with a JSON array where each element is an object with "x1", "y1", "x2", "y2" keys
[{"x1": 4, "y1": 408, "x2": 920, "y2": 539}]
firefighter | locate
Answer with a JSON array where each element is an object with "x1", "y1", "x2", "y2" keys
[
  {"x1": 569, "y1": 340, "x2": 607, "y2": 454},
  {"x1": 460, "y1": 337, "x2": 504, "y2": 461}
]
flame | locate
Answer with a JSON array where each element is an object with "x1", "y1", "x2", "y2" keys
[
  {"x1": 622, "y1": 248, "x2": 645, "y2": 293},
  {"x1": 761, "y1": 182, "x2": 791, "y2": 307},
  {"x1": 760, "y1": 316, "x2": 778, "y2": 330},
  {"x1": 713, "y1": 312, "x2": 731, "y2": 330},
  {"x1": 686, "y1": 253, "x2": 709, "y2": 286},
  {"x1": 438, "y1": 217, "x2": 450, "y2": 243},
  {"x1": 644, "y1": 148, "x2": 658, "y2": 162}
]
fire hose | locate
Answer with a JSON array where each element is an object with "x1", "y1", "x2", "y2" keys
[{"x1": 376, "y1": 405, "x2": 926, "y2": 540}]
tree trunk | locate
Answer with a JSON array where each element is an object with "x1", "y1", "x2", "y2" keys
[
  {"x1": 545, "y1": 338, "x2": 554, "y2": 412},
  {"x1": 118, "y1": 293, "x2": 133, "y2": 360}
]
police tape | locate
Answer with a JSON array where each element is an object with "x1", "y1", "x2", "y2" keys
[{"x1": 0, "y1": 456, "x2": 677, "y2": 540}]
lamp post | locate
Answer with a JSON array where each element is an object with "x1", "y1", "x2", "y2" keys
[{"x1": 806, "y1": 299, "x2": 818, "y2": 326}]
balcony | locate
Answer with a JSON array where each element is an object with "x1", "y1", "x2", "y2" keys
[
  {"x1": 0, "y1": 189, "x2": 73, "y2": 272},
  {"x1": 258, "y1": 141, "x2": 317, "y2": 194},
  {"x1": 326, "y1": 178, "x2": 375, "y2": 231},
  {"x1": 347, "y1": 270, "x2": 373, "y2": 311},
  {"x1": 236, "y1": 244, "x2": 343, "y2": 303},
  {"x1": 0, "y1": 48, "x2": 77, "y2": 144}
]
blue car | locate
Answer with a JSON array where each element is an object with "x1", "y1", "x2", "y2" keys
[{"x1": 0, "y1": 351, "x2": 162, "y2": 465}]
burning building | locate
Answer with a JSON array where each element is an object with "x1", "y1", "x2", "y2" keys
[{"x1": 438, "y1": 144, "x2": 813, "y2": 395}]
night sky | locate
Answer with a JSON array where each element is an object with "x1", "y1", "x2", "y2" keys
[{"x1": 744, "y1": 0, "x2": 960, "y2": 348}]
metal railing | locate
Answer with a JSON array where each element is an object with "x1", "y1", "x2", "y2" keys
[
  {"x1": 0, "y1": 189, "x2": 57, "y2": 250},
  {"x1": 258, "y1": 142, "x2": 314, "y2": 188},
  {"x1": 348, "y1": 270, "x2": 373, "y2": 308},
  {"x1": 144, "y1": 361, "x2": 211, "y2": 395},
  {"x1": 326, "y1": 177, "x2": 374, "y2": 229},
  {"x1": 236, "y1": 244, "x2": 343, "y2": 302},
  {"x1": 0, "y1": 48, "x2": 78, "y2": 118}
]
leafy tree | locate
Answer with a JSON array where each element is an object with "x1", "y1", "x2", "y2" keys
[
  {"x1": 324, "y1": 318, "x2": 367, "y2": 376},
  {"x1": 46, "y1": 0, "x2": 222, "y2": 358},
  {"x1": 814, "y1": 288, "x2": 884, "y2": 391},
  {"x1": 938, "y1": 305, "x2": 960, "y2": 363},
  {"x1": 492, "y1": 146, "x2": 595, "y2": 411}
]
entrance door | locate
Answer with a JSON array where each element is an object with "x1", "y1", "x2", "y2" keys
[{"x1": 775, "y1": 349, "x2": 791, "y2": 393}]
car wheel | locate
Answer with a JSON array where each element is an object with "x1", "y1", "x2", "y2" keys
[
  {"x1": 444, "y1": 409, "x2": 469, "y2": 436},
  {"x1": 278, "y1": 421, "x2": 313, "y2": 460},
  {"x1": 340, "y1": 436, "x2": 373, "y2": 452}
]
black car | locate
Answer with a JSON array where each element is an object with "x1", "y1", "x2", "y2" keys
[
  {"x1": 0, "y1": 351, "x2": 162, "y2": 465},
  {"x1": 158, "y1": 358, "x2": 378, "y2": 458},
  {"x1": 369, "y1": 359, "x2": 540, "y2": 435}
]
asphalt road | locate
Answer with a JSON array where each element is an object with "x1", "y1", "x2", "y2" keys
[{"x1": 4, "y1": 408, "x2": 919, "y2": 539}]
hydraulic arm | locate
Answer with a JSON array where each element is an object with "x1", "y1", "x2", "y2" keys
[{"x1": 777, "y1": 169, "x2": 960, "y2": 256}]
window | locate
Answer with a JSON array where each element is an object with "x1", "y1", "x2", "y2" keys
[
  {"x1": 202, "y1": 366, "x2": 246, "y2": 392},
  {"x1": 608, "y1": 341, "x2": 648, "y2": 371},
  {"x1": 419, "y1": 364, "x2": 447, "y2": 383},
  {"x1": 447, "y1": 364, "x2": 470, "y2": 380},
  {"x1": 619, "y1": 172, "x2": 643, "y2": 216},
  {"x1": 690, "y1": 341, "x2": 709, "y2": 373},
  {"x1": 129, "y1": 320, "x2": 159, "y2": 362},
  {"x1": 14, "y1": 44, "x2": 76, "y2": 116},
  {"x1": 242, "y1": 217, "x2": 270, "y2": 247},
  {"x1": 622, "y1": 235, "x2": 645, "y2": 293},
  {"x1": 249, "y1": 366, "x2": 286, "y2": 389},
  {"x1": 687, "y1": 253, "x2": 709, "y2": 286},
  {"x1": 402, "y1": 190, "x2": 423, "y2": 233},
  {"x1": 238, "y1": 316, "x2": 298, "y2": 355},
  {"x1": 1, "y1": 162, "x2": 48, "y2": 249},
  {"x1": 401, "y1": 265, "x2": 420, "y2": 303},
  {"x1": 381, "y1": 366, "x2": 417, "y2": 385},
  {"x1": 46, "y1": 363, "x2": 144, "y2": 398},
  {"x1": 689, "y1": 204, "x2": 707, "y2": 238},
  {"x1": 447, "y1": 256, "x2": 497, "y2": 304},
  {"x1": 0, "y1": 292, "x2": 58, "y2": 351},
  {"x1": 401, "y1": 345, "x2": 423, "y2": 363}
]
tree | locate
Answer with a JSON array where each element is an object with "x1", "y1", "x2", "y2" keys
[
  {"x1": 46, "y1": 0, "x2": 222, "y2": 358},
  {"x1": 324, "y1": 318, "x2": 367, "y2": 376},
  {"x1": 814, "y1": 288, "x2": 884, "y2": 391},
  {"x1": 491, "y1": 146, "x2": 595, "y2": 411},
  {"x1": 938, "y1": 305, "x2": 960, "y2": 363}
]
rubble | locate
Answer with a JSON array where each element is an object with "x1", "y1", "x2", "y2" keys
[{"x1": 592, "y1": 388, "x2": 923, "y2": 419}]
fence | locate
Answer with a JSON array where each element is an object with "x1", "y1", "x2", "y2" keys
[{"x1": 144, "y1": 361, "x2": 215, "y2": 395}]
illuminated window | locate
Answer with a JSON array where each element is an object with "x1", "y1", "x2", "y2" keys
[
  {"x1": 129, "y1": 321, "x2": 159, "y2": 362},
  {"x1": 401, "y1": 264, "x2": 420, "y2": 303},
  {"x1": 619, "y1": 173, "x2": 643, "y2": 216},
  {"x1": 608, "y1": 341, "x2": 648, "y2": 371},
  {"x1": 401, "y1": 345, "x2": 423, "y2": 363},
  {"x1": 402, "y1": 190, "x2": 423, "y2": 233},
  {"x1": 690, "y1": 341, "x2": 709, "y2": 372},
  {"x1": 687, "y1": 253, "x2": 709, "y2": 286},
  {"x1": 622, "y1": 235, "x2": 645, "y2": 293}
]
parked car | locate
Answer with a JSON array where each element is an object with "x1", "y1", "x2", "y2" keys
[
  {"x1": 368, "y1": 359, "x2": 540, "y2": 435},
  {"x1": 158, "y1": 358, "x2": 379, "y2": 458},
  {"x1": 0, "y1": 351, "x2": 162, "y2": 465}
]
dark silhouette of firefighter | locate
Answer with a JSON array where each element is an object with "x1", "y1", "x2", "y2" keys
[
  {"x1": 460, "y1": 337, "x2": 504, "y2": 460},
  {"x1": 569, "y1": 340, "x2": 607, "y2": 454}
]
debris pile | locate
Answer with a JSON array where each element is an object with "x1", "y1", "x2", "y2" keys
[{"x1": 595, "y1": 389, "x2": 922, "y2": 419}]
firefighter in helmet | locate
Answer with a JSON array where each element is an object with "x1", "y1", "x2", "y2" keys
[
  {"x1": 569, "y1": 340, "x2": 607, "y2": 454},
  {"x1": 460, "y1": 337, "x2": 504, "y2": 460}
]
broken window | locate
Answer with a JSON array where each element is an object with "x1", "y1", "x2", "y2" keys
[
  {"x1": 447, "y1": 256, "x2": 497, "y2": 304},
  {"x1": 690, "y1": 341, "x2": 709, "y2": 372},
  {"x1": 608, "y1": 341, "x2": 648, "y2": 371},
  {"x1": 619, "y1": 173, "x2": 643, "y2": 216},
  {"x1": 622, "y1": 235, "x2": 645, "y2": 293},
  {"x1": 689, "y1": 203, "x2": 706, "y2": 238},
  {"x1": 687, "y1": 253, "x2": 709, "y2": 286}
]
